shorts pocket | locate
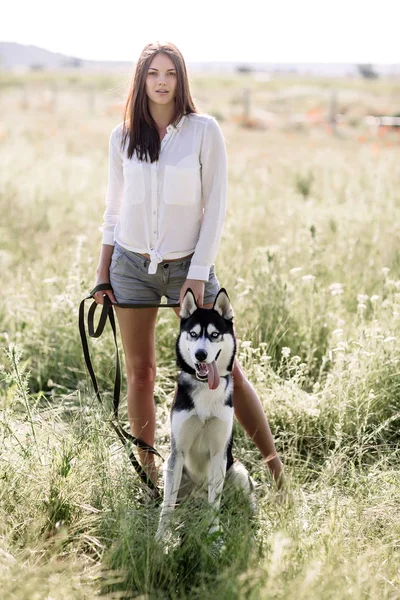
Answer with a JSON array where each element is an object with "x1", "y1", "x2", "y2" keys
[
  {"x1": 110, "y1": 246, "x2": 125, "y2": 273},
  {"x1": 163, "y1": 155, "x2": 200, "y2": 206},
  {"x1": 123, "y1": 160, "x2": 145, "y2": 205}
]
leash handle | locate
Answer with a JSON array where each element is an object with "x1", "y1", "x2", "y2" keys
[{"x1": 79, "y1": 286, "x2": 169, "y2": 497}]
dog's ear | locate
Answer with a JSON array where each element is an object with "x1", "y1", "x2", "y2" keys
[
  {"x1": 180, "y1": 288, "x2": 198, "y2": 319},
  {"x1": 213, "y1": 288, "x2": 234, "y2": 320}
]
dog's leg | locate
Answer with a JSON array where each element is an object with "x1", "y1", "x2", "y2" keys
[
  {"x1": 207, "y1": 452, "x2": 227, "y2": 535},
  {"x1": 227, "y1": 461, "x2": 257, "y2": 512},
  {"x1": 155, "y1": 448, "x2": 184, "y2": 543}
]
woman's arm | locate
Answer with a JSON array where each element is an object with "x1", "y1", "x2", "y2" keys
[
  {"x1": 94, "y1": 127, "x2": 123, "y2": 304},
  {"x1": 98, "y1": 127, "x2": 124, "y2": 250},
  {"x1": 186, "y1": 117, "x2": 227, "y2": 283}
]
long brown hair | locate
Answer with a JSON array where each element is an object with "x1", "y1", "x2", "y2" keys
[{"x1": 121, "y1": 41, "x2": 198, "y2": 163}]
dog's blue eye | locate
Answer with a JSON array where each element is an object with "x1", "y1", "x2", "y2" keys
[
  {"x1": 211, "y1": 332, "x2": 219, "y2": 338},
  {"x1": 190, "y1": 331, "x2": 197, "y2": 338}
]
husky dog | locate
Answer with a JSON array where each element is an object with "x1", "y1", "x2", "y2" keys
[{"x1": 156, "y1": 288, "x2": 254, "y2": 542}]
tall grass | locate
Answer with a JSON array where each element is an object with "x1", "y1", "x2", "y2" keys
[{"x1": 1, "y1": 75, "x2": 400, "y2": 598}]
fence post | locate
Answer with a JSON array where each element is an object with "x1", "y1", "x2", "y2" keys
[
  {"x1": 88, "y1": 89, "x2": 95, "y2": 114},
  {"x1": 243, "y1": 88, "x2": 250, "y2": 121},
  {"x1": 329, "y1": 89, "x2": 337, "y2": 134}
]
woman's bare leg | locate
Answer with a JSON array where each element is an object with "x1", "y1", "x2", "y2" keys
[
  {"x1": 115, "y1": 306, "x2": 159, "y2": 484},
  {"x1": 231, "y1": 359, "x2": 285, "y2": 488},
  {"x1": 173, "y1": 305, "x2": 284, "y2": 488}
]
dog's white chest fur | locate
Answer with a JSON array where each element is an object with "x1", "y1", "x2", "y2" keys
[
  {"x1": 184, "y1": 375, "x2": 233, "y2": 423},
  {"x1": 172, "y1": 376, "x2": 234, "y2": 486}
]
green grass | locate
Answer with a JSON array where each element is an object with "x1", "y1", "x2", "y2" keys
[{"x1": 1, "y1": 73, "x2": 400, "y2": 598}]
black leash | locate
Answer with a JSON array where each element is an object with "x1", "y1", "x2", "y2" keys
[{"x1": 78, "y1": 283, "x2": 180, "y2": 499}]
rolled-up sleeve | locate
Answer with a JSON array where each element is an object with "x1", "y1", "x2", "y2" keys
[
  {"x1": 99, "y1": 127, "x2": 123, "y2": 246},
  {"x1": 187, "y1": 118, "x2": 227, "y2": 281}
]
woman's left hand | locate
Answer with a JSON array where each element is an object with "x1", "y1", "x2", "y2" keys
[{"x1": 179, "y1": 279, "x2": 205, "y2": 307}]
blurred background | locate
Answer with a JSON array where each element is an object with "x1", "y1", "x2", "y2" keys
[
  {"x1": 2, "y1": 3, "x2": 400, "y2": 598},
  {"x1": 1, "y1": 0, "x2": 400, "y2": 137}
]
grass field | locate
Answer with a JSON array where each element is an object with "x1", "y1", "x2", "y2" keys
[{"x1": 1, "y1": 70, "x2": 400, "y2": 599}]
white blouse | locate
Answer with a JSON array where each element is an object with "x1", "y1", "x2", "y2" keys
[{"x1": 99, "y1": 113, "x2": 227, "y2": 281}]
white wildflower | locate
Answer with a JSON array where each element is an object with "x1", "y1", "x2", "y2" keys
[
  {"x1": 332, "y1": 329, "x2": 343, "y2": 336},
  {"x1": 260, "y1": 355, "x2": 272, "y2": 362},
  {"x1": 289, "y1": 267, "x2": 303, "y2": 275},
  {"x1": 281, "y1": 347, "x2": 291, "y2": 358},
  {"x1": 241, "y1": 341, "x2": 252, "y2": 348},
  {"x1": 329, "y1": 283, "x2": 343, "y2": 296}
]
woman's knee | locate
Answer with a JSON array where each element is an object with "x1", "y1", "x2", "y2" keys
[
  {"x1": 126, "y1": 361, "x2": 156, "y2": 389},
  {"x1": 232, "y1": 358, "x2": 247, "y2": 390}
]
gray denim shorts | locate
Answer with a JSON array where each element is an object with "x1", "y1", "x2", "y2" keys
[{"x1": 109, "y1": 242, "x2": 220, "y2": 305}]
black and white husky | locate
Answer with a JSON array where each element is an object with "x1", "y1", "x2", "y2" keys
[{"x1": 156, "y1": 288, "x2": 254, "y2": 542}]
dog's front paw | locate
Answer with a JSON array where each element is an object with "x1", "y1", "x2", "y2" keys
[
  {"x1": 155, "y1": 524, "x2": 168, "y2": 544},
  {"x1": 155, "y1": 518, "x2": 173, "y2": 542},
  {"x1": 207, "y1": 523, "x2": 226, "y2": 557},
  {"x1": 155, "y1": 525, "x2": 176, "y2": 555},
  {"x1": 208, "y1": 520, "x2": 220, "y2": 537},
  {"x1": 208, "y1": 518, "x2": 224, "y2": 542}
]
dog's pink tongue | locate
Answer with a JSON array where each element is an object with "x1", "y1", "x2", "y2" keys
[{"x1": 208, "y1": 360, "x2": 220, "y2": 390}]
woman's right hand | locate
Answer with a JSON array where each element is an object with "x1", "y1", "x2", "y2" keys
[
  {"x1": 94, "y1": 244, "x2": 118, "y2": 305},
  {"x1": 93, "y1": 282, "x2": 117, "y2": 306}
]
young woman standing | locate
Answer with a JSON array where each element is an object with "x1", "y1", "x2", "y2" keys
[{"x1": 94, "y1": 41, "x2": 284, "y2": 488}]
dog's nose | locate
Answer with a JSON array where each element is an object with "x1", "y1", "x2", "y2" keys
[{"x1": 195, "y1": 349, "x2": 208, "y2": 362}]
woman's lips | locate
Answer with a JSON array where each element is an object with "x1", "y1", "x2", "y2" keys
[{"x1": 156, "y1": 90, "x2": 169, "y2": 94}]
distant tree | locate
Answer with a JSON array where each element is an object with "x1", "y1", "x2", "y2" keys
[
  {"x1": 357, "y1": 64, "x2": 378, "y2": 79},
  {"x1": 62, "y1": 57, "x2": 82, "y2": 68},
  {"x1": 30, "y1": 63, "x2": 45, "y2": 71},
  {"x1": 236, "y1": 64, "x2": 253, "y2": 74}
]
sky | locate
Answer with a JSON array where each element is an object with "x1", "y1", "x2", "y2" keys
[{"x1": 2, "y1": 0, "x2": 400, "y2": 64}]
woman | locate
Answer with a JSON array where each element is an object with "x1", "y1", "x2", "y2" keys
[{"x1": 94, "y1": 41, "x2": 284, "y2": 488}]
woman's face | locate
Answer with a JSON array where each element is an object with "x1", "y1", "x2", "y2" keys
[{"x1": 145, "y1": 53, "x2": 177, "y2": 108}]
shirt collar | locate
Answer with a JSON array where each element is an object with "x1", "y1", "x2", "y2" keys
[{"x1": 167, "y1": 115, "x2": 186, "y2": 133}]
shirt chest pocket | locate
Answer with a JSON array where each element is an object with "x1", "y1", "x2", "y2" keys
[
  {"x1": 123, "y1": 160, "x2": 145, "y2": 205},
  {"x1": 163, "y1": 154, "x2": 200, "y2": 206}
]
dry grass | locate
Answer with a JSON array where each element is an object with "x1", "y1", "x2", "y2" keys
[{"x1": 1, "y1": 71, "x2": 400, "y2": 598}]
